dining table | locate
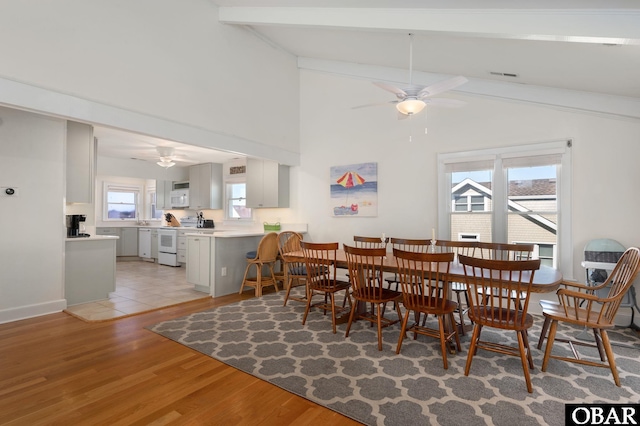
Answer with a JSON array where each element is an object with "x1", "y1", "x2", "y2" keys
[{"x1": 284, "y1": 249, "x2": 563, "y2": 293}]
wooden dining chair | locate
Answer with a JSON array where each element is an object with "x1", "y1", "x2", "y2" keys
[
  {"x1": 537, "y1": 247, "x2": 640, "y2": 387},
  {"x1": 459, "y1": 254, "x2": 541, "y2": 393},
  {"x1": 353, "y1": 235, "x2": 387, "y2": 248},
  {"x1": 278, "y1": 231, "x2": 307, "y2": 306},
  {"x1": 343, "y1": 244, "x2": 403, "y2": 351},
  {"x1": 239, "y1": 232, "x2": 280, "y2": 297},
  {"x1": 435, "y1": 240, "x2": 478, "y2": 335},
  {"x1": 300, "y1": 241, "x2": 352, "y2": 334},
  {"x1": 384, "y1": 238, "x2": 432, "y2": 292},
  {"x1": 394, "y1": 249, "x2": 460, "y2": 369},
  {"x1": 476, "y1": 242, "x2": 535, "y2": 308}
]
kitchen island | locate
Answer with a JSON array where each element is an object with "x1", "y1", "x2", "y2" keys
[
  {"x1": 185, "y1": 226, "x2": 306, "y2": 296},
  {"x1": 65, "y1": 235, "x2": 118, "y2": 305}
]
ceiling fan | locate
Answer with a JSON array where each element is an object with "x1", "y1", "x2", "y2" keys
[
  {"x1": 156, "y1": 146, "x2": 179, "y2": 168},
  {"x1": 354, "y1": 33, "x2": 468, "y2": 118}
]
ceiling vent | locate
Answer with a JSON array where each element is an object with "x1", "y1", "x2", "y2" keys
[{"x1": 489, "y1": 71, "x2": 519, "y2": 78}]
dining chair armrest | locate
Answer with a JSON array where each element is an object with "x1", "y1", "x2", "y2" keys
[
  {"x1": 559, "y1": 280, "x2": 593, "y2": 292},
  {"x1": 556, "y1": 288, "x2": 601, "y2": 319}
]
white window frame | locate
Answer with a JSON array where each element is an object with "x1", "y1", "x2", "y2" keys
[
  {"x1": 223, "y1": 176, "x2": 253, "y2": 222},
  {"x1": 103, "y1": 182, "x2": 142, "y2": 222},
  {"x1": 437, "y1": 140, "x2": 573, "y2": 279}
]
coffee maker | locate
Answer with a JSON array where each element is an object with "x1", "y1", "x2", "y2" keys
[{"x1": 66, "y1": 214, "x2": 88, "y2": 238}]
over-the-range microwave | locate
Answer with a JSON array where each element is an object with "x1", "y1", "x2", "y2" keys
[{"x1": 170, "y1": 189, "x2": 189, "y2": 208}]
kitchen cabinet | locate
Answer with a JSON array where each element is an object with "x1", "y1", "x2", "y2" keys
[
  {"x1": 65, "y1": 238, "x2": 116, "y2": 305},
  {"x1": 246, "y1": 158, "x2": 289, "y2": 208},
  {"x1": 156, "y1": 180, "x2": 172, "y2": 210},
  {"x1": 189, "y1": 163, "x2": 223, "y2": 210},
  {"x1": 151, "y1": 229, "x2": 159, "y2": 259},
  {"x1": 66, "y1": 121, "x2": 96, "y2": 204},
  {"x1": 138, "y1": 228, "x2": 152, "y2": 259},
  {"x1": 120, "y1": 228, "x2": 138, "y2": 257},
  {"x1": 186, "y1": 235, "x2": 211, "y2": 292},
  {"x1": 177, "y1": 230, "x2": 188, "y2": 263}
]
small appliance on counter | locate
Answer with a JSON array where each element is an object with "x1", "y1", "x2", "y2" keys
[
  {"x1": 196, "y1": 212, "x2": 215, "y2": 228},
  {"x1": 164, "y1": 213, "x2": 181, "y2": 227},
  {"x1": 66, "y1": 214, "x2": 90, "y2": 238},
  {"x1": 180, "y1": 216, "x2": 198, "y2": 228}
]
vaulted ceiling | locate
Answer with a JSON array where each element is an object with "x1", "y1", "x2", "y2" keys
[{"x1": 99, "y1": 1, "x2": 640, "y2": 164}]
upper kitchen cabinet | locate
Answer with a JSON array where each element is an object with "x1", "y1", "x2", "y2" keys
[
  {"x1": 156, "y1": 180, "x2": 172, "y2": 210},
  {"x1": 66, "y1": 121, "x2": 96, "y2": 204},
  {"x1": 246, "y1": 158, "x2": 290, "y2": 208},
  {"x1": 189, "y1": 163, "x2": 222, "y2": 210}
]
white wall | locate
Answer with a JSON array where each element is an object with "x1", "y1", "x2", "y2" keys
[
  {"x1": 0, "y1": 0, "x2": 300, "y2": 161},
  {"x1": 296, "y1": 71, "x2": 640, "y2": 323},
  {"x1": 0, "y1": 107, "x2": 67, "y2": 323}
]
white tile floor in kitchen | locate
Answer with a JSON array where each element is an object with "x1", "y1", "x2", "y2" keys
[{"x1": 64, "y1": 260, "x2": 210, "y2": 321}]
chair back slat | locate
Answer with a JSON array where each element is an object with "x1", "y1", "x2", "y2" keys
[
  {"x1": 393, "y1": 249, "x2": 454, "y2": 310},
  {"x1": 388, "y1": 238, "x2": 431, "y2": 253},
  {"x1": 460, "y1": 254, "x2": 540, "y2": 329},
  {"x1": 353, "y1": 235, "x2": 387, "y2": 249},
  {"x1": 301, "y1": 241, "x2": 339, "y2": 291},
  {"x1": 344, "y1": 245, "x2": 386, "y2": 300}
]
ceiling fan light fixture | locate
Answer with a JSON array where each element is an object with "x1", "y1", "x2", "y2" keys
[
  {"x1": 157, "y1": 158, "x2": 176, "y2": 168},
  {"x1": 396, "y1": 99, "x2": 426, "y2": 115}
]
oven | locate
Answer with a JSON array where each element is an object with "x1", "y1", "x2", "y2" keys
[{"x1": 158, "y1": 228, "x2": 180, "y2": 267}]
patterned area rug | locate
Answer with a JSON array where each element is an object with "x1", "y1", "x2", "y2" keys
[{"x1": 148, "y1": 289, "x2": 640, "y2": 426}]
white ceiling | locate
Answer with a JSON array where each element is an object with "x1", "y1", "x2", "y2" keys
[{"x1": 98, "y1": 1, "x2": 640, "y2": 164}]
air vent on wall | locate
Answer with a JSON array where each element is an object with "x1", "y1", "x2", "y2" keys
[
  {"x1": 489, "y1": 71, "x2": 519, "y2": 78},
  {"x1": 230, "y1": 165, "x2": 246, "y2": 175}
]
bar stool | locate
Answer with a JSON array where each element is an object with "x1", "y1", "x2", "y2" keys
[{"x1": 239, "y1": 232, "x2": 280, "y2": 297}]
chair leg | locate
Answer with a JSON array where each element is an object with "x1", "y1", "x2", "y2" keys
[
  {"x1": 464, "y1": 324, "x2": 481, "y2": 376},
  {"x1": 537, "y1": 316, "x2": 551, "y2": 350},
  {"x1": 517, "y1": 330, "x2": 533, "y2": 393},
  {"x1": 396, "y1": 308, "x2": 411, "y2": 354},
  {"x1": 345, "y1": 299, "x2": 359, "y2": 338},
  {"x1": 449, "y1": 312, "x2": 461, "y2": 352},
  {"x1": 521, "y1": 328, "x2": 534, "y2": 370},
  {"x1": 542, "y1": 320, "x2": 559, "y2": 372},
  {"x1": 438, "y1": 315, "x2": 449, "y2": 369},
  {"x1": 600, "y1": 329, "x2": 621, "y2": 386},
  {"x1": 455, "y1": 290, "x2": 466, "y2": 336},
  {"x1": 239, "y1": 262, "x2": 252, "y2": 294},
  {"x1": 593, "y1": 328, "x2": 607, "y2": 362},
  {"x1": 283, "y1": 275, "x2": 293, "y2": 306},
  {"x1": 302, "y1": 290, "x2": 314, "y2": 326},
  {"x1": 330, "y1": 293, "x2": 337, "y2": 334}
]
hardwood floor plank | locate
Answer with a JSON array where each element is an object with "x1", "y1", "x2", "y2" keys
[{"x1": 0, "y1": 292, "x2": 360, "y2": 426}]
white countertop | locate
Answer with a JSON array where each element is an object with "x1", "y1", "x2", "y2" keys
[{"x1": 66, "y1": 235, "x2": 119, "y2": 242}]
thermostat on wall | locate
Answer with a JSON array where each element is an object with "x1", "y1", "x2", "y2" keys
[{"x1": 1, "y1": 187, "x2": 19, "y2": 197}]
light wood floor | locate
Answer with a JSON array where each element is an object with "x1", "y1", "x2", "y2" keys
[{"x1": 0, "y1": 292, "x2": 360, "y2": 425}]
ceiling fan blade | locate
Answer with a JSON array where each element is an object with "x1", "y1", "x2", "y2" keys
[
  {"x1": 352, "y1": 100, "x2": 398, "y2": 110},
  {"x1": 418, "y1": 76, "x2": 468, "y2": 99},
  {"x1": 424, "y1": 98, "x2": 467, "y2": 108},
  {"x1": 373, "y1": 82, "x2": 407, "y2": 99}
]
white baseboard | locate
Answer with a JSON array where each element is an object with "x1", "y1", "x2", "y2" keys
[{"x1": 0, "y1": 299, "x2": 67, "y2": 324}]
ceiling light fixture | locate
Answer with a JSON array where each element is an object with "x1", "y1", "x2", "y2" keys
[
  {"x1": 396, "y1": 98, "x2": 426, "y2": 115},
  {"x1": 157, "y1": 157, "x2": 176, "y2": 168}
]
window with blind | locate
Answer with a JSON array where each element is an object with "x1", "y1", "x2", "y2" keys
[{"x1": 437, "y1": 140, "x2": 572, "y2": 275}]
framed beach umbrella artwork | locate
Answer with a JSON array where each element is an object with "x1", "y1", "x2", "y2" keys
[{"x1": 330, "y1": 162, "x2": 378, "y2": 217}]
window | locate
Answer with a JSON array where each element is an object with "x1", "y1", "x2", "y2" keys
[
  {"x1": 438, "y1": 140, "x2": 572, "y2": 278},
  {"x1": 104, "y1": 183, "x2": 141, "y2": 221},
  {"x1": 148, "y1": 189, "x2": 164, "y2": 220},
  {"x1": 225, "y1": 180, "x2": 252, "y2": 220}
]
